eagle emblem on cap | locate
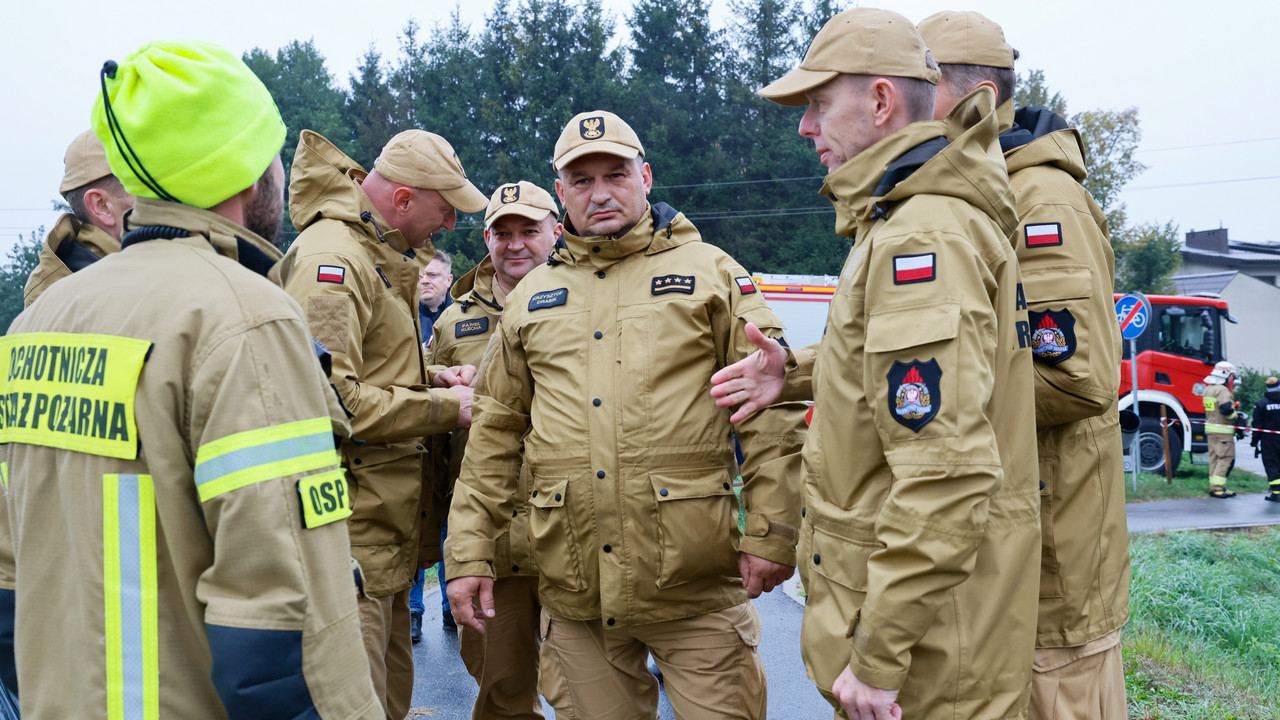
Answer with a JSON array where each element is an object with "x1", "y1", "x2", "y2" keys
[
  {"x1": 1027, "y1": 309, "x2": 1077, "y2": 365},
  {"x1": 887, "y1": 359, "x2": 942, "y2": 432},
  {"x1": 580, "y1": 117, "x2": 604, "y2": 140},
  {"x1": 501, "y1": 185, "x2": 520, "y2": 204}
]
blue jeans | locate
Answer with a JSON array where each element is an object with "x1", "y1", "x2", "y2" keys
[{"x1": 409, "y1": 568, "x2": 425, "y2": 615}]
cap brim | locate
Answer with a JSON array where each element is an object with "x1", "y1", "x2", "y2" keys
[
  {"x1": 485, "y1": 204, "x2": 557, "y2": 229},
  {"x1": 553, "y1": 141, "x2": 641, "y2": 172},
  {"x1": 440, "y1": 180, "x2": 489, "y2": 214},
  {"x1": 757, "y1": 68, "x2": 839, "y2": 106}
]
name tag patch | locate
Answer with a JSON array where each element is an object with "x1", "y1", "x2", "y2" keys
[
  {"x1": 298, "y1": 469, "x2": 353, "y2": 529},
  {"x1": 455, "y1": 317, "x2": 490, "y2": 338},
  {"x1": 652, "y1": 274, "x2": 695, "y2": 295},
  {"x1": 529, "y1": 288, "x2": 568, "y2": 311},
  {"x1": 0, "y1": 333, "x2": 152, "y2": 459},
  {"x1": 1025, "y1": 223, "x2": 1063, "y2": 248}
]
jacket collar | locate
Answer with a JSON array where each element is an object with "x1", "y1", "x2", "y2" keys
[
  {"x1": 554, "y1": 202, "x2": 700, "y2": 266},
  {"x1": 1001, "y1": 104, "x2": 1088, "y2": 182},
  {"x1": 122, "y1": 198, "x2": 282, "y2": 277},
  {"x1": 451, "y1": 256, "x2": 504, "y2": 312}
]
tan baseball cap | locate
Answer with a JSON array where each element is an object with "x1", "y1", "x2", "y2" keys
[
  {"x1": 484, "y1": 181, "x2": 559, "y2": 230},
  {"x1": 59, "y1": 129, "x2": 115, "y2": 194},
  {"x1": 552, "y1": 111, "x2": 645, "y2": 171},
  {"x1": 918, "y1": 11, "x2": 1015, "y2": 69},
  {"x1": 759, "y1": 8, "x2": 940, "y2": 106},
  {"x1": 373, "y1": 129, "x2": 487, "y2": 213}
]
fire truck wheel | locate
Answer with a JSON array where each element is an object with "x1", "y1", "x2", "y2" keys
[{"x1": 1137, "y1": 417, "x2": 1183, "y2": 476}]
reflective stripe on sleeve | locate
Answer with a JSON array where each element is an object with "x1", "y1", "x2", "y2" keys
[
  {"x1": 103, "y1": 473, "x2": 159, "y2": 720},
  {"x1": 194, "y1": 417, "x2": 338, "y2": 503},
  {"x1": 0, "y1": 463, "x2": 6, "y2": 490}
]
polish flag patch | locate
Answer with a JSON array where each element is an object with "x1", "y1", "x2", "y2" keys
[
  {"x1": 1025, "y1": 222, "x2": 1063, "y2": 248},
  {"x1": 735, "y1": 276, "x2": 757, "y2": 294},
  {"x1": 893, "y1": 253, "x2": 935, "y2": 285},
  {"x1": 317, "y1": 265, "x2": 346, "y2": 284}
]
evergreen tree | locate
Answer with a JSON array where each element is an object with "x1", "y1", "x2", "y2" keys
[
  {"x1": 344, "y1": 48, "x2": 398, "y2": 169},
  {"x1": 0, "y1": 227, "x2": 44, "y2": 332}
]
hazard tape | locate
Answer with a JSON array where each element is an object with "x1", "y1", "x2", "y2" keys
[{"x1": 1152, "y1": 417, "x2": 1280, "y2": 435}]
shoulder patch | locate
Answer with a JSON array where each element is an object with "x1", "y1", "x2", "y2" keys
[
  {"x1": 1025, "y1": 223, "x2": 1063, "y2": 248},
  {"x1": 735, "y1": 276, "x2": 757, "y2": 294},
  {"x1": 652, "y1": 274, "x2": 695, "y2": 295},
  {"x1": 893, "y1": 253, "x2": 935, "y2": 285},
  {"x1": 455, "y1": 317, "x2": 490, "y2": 338},
  {"x1": 1027, "y1": 309, "x2": 1076, "y2": 365},
  {"x1": 887, "y1": 359, "x2": 941, "y2": 432},
  {"x1": 317, "y1": 265, "x2": 345, "y2": 284},
  {"x1": 529, "y1": 288, "x2": 568, "y2": 311}
]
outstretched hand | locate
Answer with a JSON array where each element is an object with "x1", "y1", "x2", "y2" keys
[{"x1": 710, "y1": 322, "x2": 788, "y2": 423}]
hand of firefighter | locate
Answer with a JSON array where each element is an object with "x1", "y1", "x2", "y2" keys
[
  {"x1": 832, "y1": 665, "x2": 902, "y2": 720},
  {"x1": 710, "y1": 322, "x2": 787, "y2": 423},
  {"x1": 738, "y1": 553, "x2": 794, "y2": 599},
  {"x1": 449, "y1": 385, "x2": 474, "y2": 429},
  {"x1": 1236, "y1": 426, "x2": 1246, "y2": 440},
  {"x1": 447, "y1": 576, "x2": 495, "y2": 634},
  {"x1": 433, "y1": 364, "x2": 478, "y2": 388},
  {"x1": 1256, "y1": 446, "x2": 1262, "y2": 458}
]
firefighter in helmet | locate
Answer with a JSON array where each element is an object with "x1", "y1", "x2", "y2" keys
[{"x1": 1203, "y1": 360, "x2": 1244, "y2": 498}]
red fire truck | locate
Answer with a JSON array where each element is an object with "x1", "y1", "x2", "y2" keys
[{"x1": 755, "y1": 275, "x2": 1235, "y2": 475}]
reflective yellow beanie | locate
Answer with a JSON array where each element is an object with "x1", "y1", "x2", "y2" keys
[{"x1": 91, "y1": 40, "x2": 286, "y2": 209}]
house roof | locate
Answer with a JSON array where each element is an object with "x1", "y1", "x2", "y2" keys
[{"x1": 1172, "y1": 271, "x2": 1237, "y2": 296}]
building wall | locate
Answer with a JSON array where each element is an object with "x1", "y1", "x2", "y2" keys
[
  {"x1": 1180, "y1": 259, "x2": 1229, "y2": 277},
  {"x1": 1222, "y1": 273, "x2": 1280, "y2": 373}
]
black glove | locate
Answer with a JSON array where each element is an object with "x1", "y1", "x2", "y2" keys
[
  {"x1": 1236, "y1": 426, "x2": 1246, "y2": 440},
  {"x1": 1256, "y1": 446, "x2": 1263, "y2": 458}
]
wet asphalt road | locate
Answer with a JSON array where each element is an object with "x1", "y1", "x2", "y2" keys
[
  {"x1": 1127, "y1": 436, "x2": 1280, "y2": 534},
  {"x1": 408, "y1": 582, "x2": 831, "y2": 719}
]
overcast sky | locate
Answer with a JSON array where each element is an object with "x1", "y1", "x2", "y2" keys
[{"x1": 2, "y1": 0, "x2": 1276, "y2": 261}]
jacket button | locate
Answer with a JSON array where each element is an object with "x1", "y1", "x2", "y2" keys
[
  {"x1": 593, "y1": 398, "x2": 601, "y2": 406},
  {"x1": 603, "y1": 544, "x2": 612, "y2": 553},
  {"x1": 596, "y1": 271, "x2": 605, "y2": 279},
  {"x1": 606, "y1": 617, "x2": 615, "y2": 626},
  {"x1": 532, "y1": 490, "x2": 539, "y2": 497},
  {"x1": 1040, "y1": 481, "x2": 1046, "y2": 490},
  {"x1": 353, "y1": 458, "x2": 362, "y2": 465},
  {"x1": 421, "y1": 511, "x2": 428, "y2": 517},
  {"x1": 813, "y1": 553, "x2": 821, "y2": 565},
  {"x1": 416, "y1": 445, "x2": 424, "y2": 451},
  {"x1": 512, "y1": 565, "x2": 520, "y2": 573},
  {"x1": 594, "y1": 331, "x2": 603, "y2": 339},
  {"x1": 659, "y1": 488, "x2": 668, "y2": 497},
  {"x1": 592, "y1": 245, "x2": 601, "y2": 253},
  {"x1": 555, "y1": 493, "x2": 562, "y2": 501},
  {"x1": 597, "y1": 470, "x2": 605, "y2": 478},
  {"x1": 512, "y1": 509, "x2": 518, "y2": 517},
  {"x1": 801, "y1": 507, "x2": 806, "y2": 517},
  {"x1": 722, "y1": 482, "x2": 731, "y2": 490}
]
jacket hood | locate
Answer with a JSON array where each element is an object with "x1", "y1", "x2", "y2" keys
[
  {"x1": 288, "y1": 129, "x2": 418, "y2": 256},
  {"x1": 1001, "y1": 104, "x2": 1088, "y2": 181},
  {"x1": 23, "y1": 213, "x2": 121, "y2": 306},
  {"x1": 552, "y1": 202, "x2": 699, "y2": 266},
  {"x1": 122, "y1": 197, "x2": 282, "y2": 278},
  {"x1": 821, "y1": 86, "x2": 1017, "y2": 238}
]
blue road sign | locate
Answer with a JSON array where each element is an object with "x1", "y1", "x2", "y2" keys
[{"x1": 1115, "y1": 295, "x2": 1149, "y2": 340}]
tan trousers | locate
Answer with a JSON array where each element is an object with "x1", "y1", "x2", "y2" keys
[
  {"x1": 1208, "y1": 434, "x2": 1235, "y2": 484},
  {"x1": 358, "y1": 588, "x2": 414, "y2": 720},
  {"x1": 459, "y1": 575, "x2": 545, "y2": 719},
  {"x1": 541, "y1": 602, "x2": 766, "y2": 720},
  {"x1": 1030, "y1": 630, "x2": 1126, "y2": 720}
]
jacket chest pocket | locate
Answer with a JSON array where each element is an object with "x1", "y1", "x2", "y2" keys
[
  {"x1": 528, "y1": 474, "x2": 587, "y2": 591},
  {"x1": 649, "y1": 468, "x2": 740, "y2": 589}
]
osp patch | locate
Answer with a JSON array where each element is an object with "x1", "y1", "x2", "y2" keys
[
  {"x1": 887, "y1": 359, "x2": 941, "y2": 432},
  {"x1": 652, "y1": 274, "x2": 695, "y2": 295},
  {"x1": 1027, "y1": 309, "x2": 1077, "y2": 365}
]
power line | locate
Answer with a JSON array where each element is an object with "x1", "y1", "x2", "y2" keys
[
  {"x1": 1126, "y1": 175, "x2": 1280, "y2": 191},
  {"x1": 653, "y1": 175, "x2": 824, "y2": 190},
  {"x1": 1139, "y1": 136, "x2": 1280, "y2": 153}
]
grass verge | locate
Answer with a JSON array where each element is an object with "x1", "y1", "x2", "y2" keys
[
  {"x1": 1125, "y1": 452, "x2": 1268, "y2": 502},
  {"x1": 1124, "y1": 527, "x2": 1280, "y2": 719}
]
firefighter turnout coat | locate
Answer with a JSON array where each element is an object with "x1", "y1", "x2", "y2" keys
[
  {"x1": 797, "y1": 88, "x2": 1040, "y2": 718},
  {"x1": 1000, "y1": 100, "x2": 1130, "y2": 649},
  {"x1": 278, "y1": 130, "x2": 460, "y2": 596},
  {"x1": 0, "y1": 198, "x2": 379, "y2": 719},
  {"x1": 445, "y1": 204, "x2": 808, "y2": 626}
]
